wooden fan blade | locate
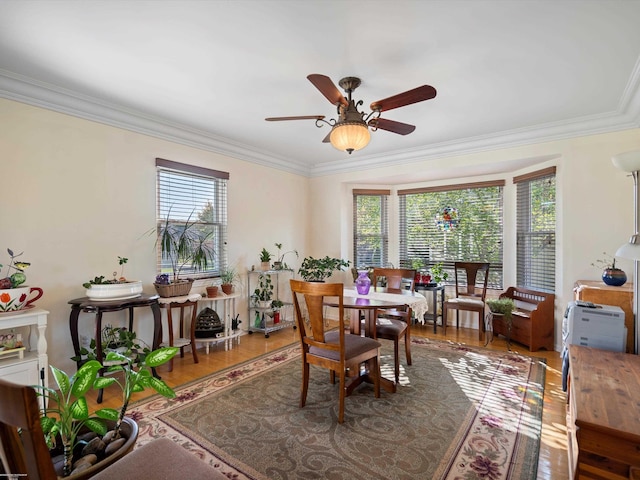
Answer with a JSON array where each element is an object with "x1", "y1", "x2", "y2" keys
[
  {"x1": 322, "y1": 131, "x2": 331, "y2": 143},
  {"x1": 370, "y1": 85, "x2": 437, "y2": 112},
  {"x1": 307, "y1": 74, "x2": 348, "y2": 106},
  {"x1": 369, "y1": 117, "x2": 416, "y2": 135},
  {"x1": 265, "y1": 115, "x2": 325, "y2": 121}
]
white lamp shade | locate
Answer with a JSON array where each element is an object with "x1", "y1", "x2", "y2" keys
[
  {"x1": 330, "y1": 122, "x2": 370, "y2": 152},
  {"x1": 612, "y1": 150, "x2": 640, "y2": 172},
  {"x1": 616, "y1": 238, "x2": 640, "y2": 260}
]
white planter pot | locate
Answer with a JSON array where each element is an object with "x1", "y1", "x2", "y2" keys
[{"x1": 85, "y1": 281, "x2": 143, "y2": 301}]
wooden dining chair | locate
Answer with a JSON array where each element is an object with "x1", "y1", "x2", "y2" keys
[
  {"x1": 290, "y1": 279, "x2": 381, "y2": 423},
  {"x1": 371, "y1": 268, "x2": 416, "y2": 383},
  {"x1": 443, "y1": 262, "x2": 490, "y2": 340},
  {"x1": 0, "y1": 378, "x2": 227, "y2": 480}
]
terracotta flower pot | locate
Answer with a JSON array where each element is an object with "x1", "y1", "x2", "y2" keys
[
  {"x1": 221, "y1": 283, "x2": 233, "y2": 295},
  {"x1": 206, "y1": 286, "x2": 218, "y2": 297}
]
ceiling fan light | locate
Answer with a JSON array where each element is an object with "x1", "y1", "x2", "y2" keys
[{"x1": 330, "y1": 122, "x2": 370, "y2": 154}]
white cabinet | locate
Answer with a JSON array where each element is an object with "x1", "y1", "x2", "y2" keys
[
  {"x1": 247, "y1": 269, "x2": 295, "y2": 338},
  {"x1": 0, "y1": 308, "x2": 48, "y2": 407}
]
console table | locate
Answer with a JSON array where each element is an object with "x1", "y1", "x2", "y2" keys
[
  {"x1": 69, "y1": 294, "x2": 162, "y2": 402},
  {"x1": 567, "y1": 344, "x2": 640, "y2": 479}
]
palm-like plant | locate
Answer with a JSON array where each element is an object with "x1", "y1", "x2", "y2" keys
[{"x1": 156, "y1": 206, "x2": 216, "y2": 283}]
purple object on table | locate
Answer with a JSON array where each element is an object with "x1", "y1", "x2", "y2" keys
[{"x1": 355, "y1": 270, "x2": 371, "y2": 295}]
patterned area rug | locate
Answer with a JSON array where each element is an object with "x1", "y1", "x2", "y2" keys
[{"x1": 129, "y1": 338, "x2": 545, "y2": 480}]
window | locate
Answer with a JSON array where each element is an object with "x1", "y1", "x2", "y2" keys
[
  {"x1": 353, "y1": 189, "x2": 389, "y2": 268},
  {"x1": 156, "y1": 158, "x2": 228, "y2": 278},
  {"x1": 515, "y1": 167, "x2": 556, "y2": 292},
  {"x1": 398, "y1": 181, "x2": 504, "y2": 288}
]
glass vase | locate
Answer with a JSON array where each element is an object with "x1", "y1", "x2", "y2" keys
[{"x1": 355, "y1": 270, "x2": 372, "y2": 295}]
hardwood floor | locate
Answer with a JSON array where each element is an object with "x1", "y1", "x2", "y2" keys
[{"x1": 88, "y1": 324, "x2": 568, "y2": 480}]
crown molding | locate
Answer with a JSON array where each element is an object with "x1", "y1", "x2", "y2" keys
[
  {"x1": 0, "y1": 69, "x2": 310, "y2": 177},
  {"x1": 1, "y1": 68, "x2": 639, "y2": 178}
]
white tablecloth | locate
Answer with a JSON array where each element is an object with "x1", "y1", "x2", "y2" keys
[{"x1": 342, "y1": 287, "x2": 428, "y2": 320}]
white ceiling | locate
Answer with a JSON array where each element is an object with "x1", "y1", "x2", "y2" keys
[{"x1": 1, "y1": 0, "x2": 640, "y2": 178}]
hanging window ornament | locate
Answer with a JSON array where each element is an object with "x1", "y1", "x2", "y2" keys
[{"x1": 435, "y1": 206, "x2": 459, "y2": 231}]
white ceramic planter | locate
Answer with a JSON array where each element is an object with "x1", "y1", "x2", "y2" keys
[{"x1": 85, "y1": 281, "x2": 143, "y2": 301}]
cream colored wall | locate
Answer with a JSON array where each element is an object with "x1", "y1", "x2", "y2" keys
[
  {"x1": 1, "y1": 98, "x2": 309, "y2": 372},
  {"x1": 309, "y1": 129, "x2": 640, "y2": 351},
  {"x1": 4, "y1": 96, "x2": 640, "y2": 374}
]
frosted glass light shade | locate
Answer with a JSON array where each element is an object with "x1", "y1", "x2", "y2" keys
[
  {"x1": 612, "y1": 150, "x2": 640, "y2": 172},
  {"x1": 616, "y1": 235, "x2": 640, "y2": 260},
  {"x1": 330, "y1": 122, "x2": 370, "y2": 153}
]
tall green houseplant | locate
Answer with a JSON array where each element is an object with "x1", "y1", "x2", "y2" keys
[{"x1": 155, "y1": 206, "x2": 216, "y2": 283}]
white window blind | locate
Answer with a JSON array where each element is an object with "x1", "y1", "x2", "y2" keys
[
  {"x1": 398, "y1": 181, "x2": 504, "y2": 288},
  {"x1": 515, "y1": 167, "x2": 556, "y2": 292},
  {"x1": 156, "y1": 158, "x2": 228, "y2": 279},
  {"x1": 353, "y1": 189, "x2": 390, "y2": 268}
]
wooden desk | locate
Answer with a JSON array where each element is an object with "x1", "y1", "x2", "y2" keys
[
  {"x1": 574, "y1": 280, "x2": 634, "y2": 353},
  {"x1": 567, "y1": 345, "x2": 640, "y2": 479}
]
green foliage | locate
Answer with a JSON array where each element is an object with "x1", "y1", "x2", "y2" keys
[
  {"x1": 259, "y1": 248, "x2": 272, "y2": 262},
  {"x1": 97, "y1": 346, "x2": 178, "y2": 437},
  {"x1": 354, "y1": 195, "x2": 385, "y2": 266},
  {"x1": 39, "y1": 345, "x2": 177, "y2": 475},
  {"x1": 254, "y1": 273, "x2": 273, "y2": 301},
  {"x1": 70, "y1": 325, "x2": 150, "y2": 364},
  {"x1": 429, "y1": 262, "x2": 449, "y2": 284},
  {"x1": 82, "y1": 256, "x2": 131, "y2": 288},
  {"x1": 487, "y1": 298, "x2": 516, "y2": 323},
  {"x1": 154, "y1": 205, "x2": 216, "y2": 283},
  {"x1": 220, "y1": 266, "x2": 238, "y2": 284},
  {"x1": 298, "y1": 256, "x2": 351, "y2": 282},
  {"x1": 33, "y1": 360, "x2": 108, "y2": 476},
  {"x1": 403, "y1": 188, "x2": 501, "y2": 284},
  {"x1": 274, "y1": 243, "x2": 298, "y2": 268}
]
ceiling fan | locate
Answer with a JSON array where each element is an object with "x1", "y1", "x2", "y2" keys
[{"x1": 265, "y1": 74, "x2": 437, "y2": 154}]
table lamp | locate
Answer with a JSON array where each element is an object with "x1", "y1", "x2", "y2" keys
[{"x1": 612, "y1": 150, "x2": 640, "y2": 354}]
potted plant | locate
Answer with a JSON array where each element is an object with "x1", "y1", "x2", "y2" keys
[
  {"x1": 70, "y1": 325, "x2": 150, "y2": 365},
  {"x1": 487, "y1": 298, "x2": 516, "y2": 348},
  {"x1": 429, "y1": 262, "x2": 449, "y2": 284},
  {"x1": 592, "y1": 252, "x2": 627, "y2": 286},
  {"x1": 298, "y1": 256, "x2": 351, "y2": 282},
  {"x1": 272, "y1": 243, "x2": 298, "y2": 270},
  {"x1": 33, "y1": 346, "x2": 178, "y2": 478},
  {"x1": 259, "y1": 248, "x2": 272, "y2": 271},
  {"x1": 220, "y1": 266, "x2": 238, "y2": 294},
  {"x1": 0, "y1": 247, "x2": 43, "y2": 312},
  {"x1": 153, "y1": 206, "x2": 216, "y2": 297},
  {"x1": 253, "y1": 273, "x2": 273, "y2": 307},
  {"x1": 82, "y1": 256, "x2": 143, "y2": 301}
]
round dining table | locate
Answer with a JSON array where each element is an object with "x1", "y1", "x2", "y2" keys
[{"x1": 324, "y1": 287, "x2": 425, "y2": 394}]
